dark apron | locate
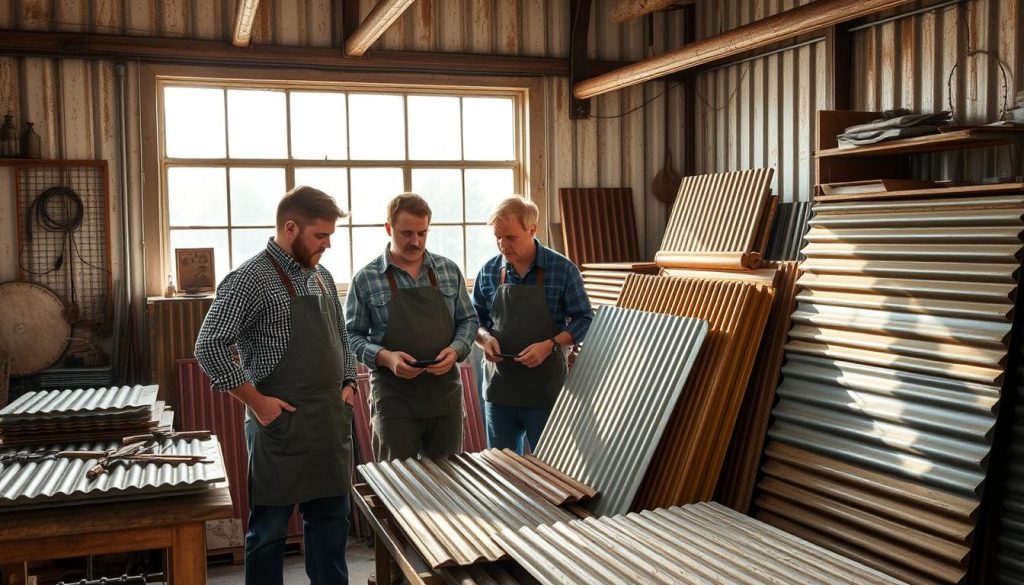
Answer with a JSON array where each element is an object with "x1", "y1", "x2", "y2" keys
[
  {"x1": 247, "y1": 252, "x2": 353, "y2": 506},
  {"x1": 370, "y1": 267, "x2": 462, "y2": 419},
  {"x1": 483, "y1": 267, "x2": 566, "y2": 408}
]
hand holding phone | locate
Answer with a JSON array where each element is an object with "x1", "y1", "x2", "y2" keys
[
  {"x1": 412, "y1": 358, "x2": 442, "y2": 368},
  {"x1": 496, "y1": 352, "x2": 519, "y2": 359}
]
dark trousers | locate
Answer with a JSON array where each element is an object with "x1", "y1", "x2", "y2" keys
[
  {"x1": 371, "y1": 411, "x2": 463, "y2": 461},
  {"x1": 484, "y1": 401, "x2": 552, "y2": 455},
  {"x1": 245, "y1": 420, "x2": 350, "y2": 585}
]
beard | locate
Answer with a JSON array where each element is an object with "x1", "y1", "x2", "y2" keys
[{"x1": 293, "y1": 237, "x2": 322, "y2": 268}]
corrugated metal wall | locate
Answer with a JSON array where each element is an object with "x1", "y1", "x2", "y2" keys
[
  {"x1": 692, "y1": 0, "x2": 1023, "y2": 200},
  {"x1": 0, "y1": 0, "x2": 688, "y2": 296}
]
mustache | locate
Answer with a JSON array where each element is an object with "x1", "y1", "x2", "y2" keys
[{"x1": 404, "y1": 246, "x2": 422, "y2": 252}]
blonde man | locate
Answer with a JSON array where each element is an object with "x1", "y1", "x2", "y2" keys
[{"x1": 472, "y1": 197, "x2": 594, "y2": 453}]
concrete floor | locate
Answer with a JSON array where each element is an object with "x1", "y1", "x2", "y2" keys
[{"x1": 207, "y1": 539, "x2": 376, "y2": 585}]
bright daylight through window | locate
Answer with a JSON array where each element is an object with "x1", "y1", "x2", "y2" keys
[{"x1": 161, "y1": 85, "x2": 521, "y2": 285}]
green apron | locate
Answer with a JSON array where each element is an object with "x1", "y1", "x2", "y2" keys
[
  {"x1": 370, "y1": 267, "x2": 462, "y2": 419},
  {"x1": 483, "y1": 267, "x2": 566, "y2": 408},
  {"x1": 247, "y1": 252, "x2": 353, "y2": 506}
]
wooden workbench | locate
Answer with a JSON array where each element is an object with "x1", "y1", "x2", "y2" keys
[{"x1": 0, "y1": 485, "x2": 233, "y2": 584}]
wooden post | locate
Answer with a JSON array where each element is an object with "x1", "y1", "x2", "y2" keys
[
  {"x1": 231, "y1": 0, "x2": 260, "y2": 47},
  {"x1": 344, "y1": 0, "x2": 418, "y2": 57},
  {"x1": 167, "y1": 522, "x2": 206, "y2": 584},
  {"x1": 569, "y1": 0, "x2": 593, "y2": 120}
]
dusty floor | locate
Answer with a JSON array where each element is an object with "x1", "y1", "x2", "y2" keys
[{"x1": 206, "y1": 539, "x2": 376, "y2": 584}]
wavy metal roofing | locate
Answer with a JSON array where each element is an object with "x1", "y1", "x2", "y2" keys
[
  {"x1": 757, "y1": 193, "x2": 1022, "y2": 584},
  {"x1": 558, "y1": 187, "x2": 640, "y2": 265},
  {"x1": 766, "y1": 201, "x2": 813, "y2": 261},
  {"x1": 534, "y1": 305, "x2": 708, "y2": 516},
  {"x1": 357, "y1": 450, "x2": 584, "y2": 569},
  {"x1": 0, "y1": 385, "x2": 159, "y2": 421},
  {"x1": 0, "y1": 436, "x2": 225, "y2": 510},
  {"x1": 997, "y1": 360, "x2": 1024, "y2": 584},
  {"x1": 493, "y1": 501, "x2": 905, "y2": 585}
]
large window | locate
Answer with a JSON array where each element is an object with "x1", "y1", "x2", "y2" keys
[{"x1": 160, "y1": 84, "x2": 523, "y2": 285}]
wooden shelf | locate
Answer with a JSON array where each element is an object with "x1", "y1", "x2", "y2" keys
[
  {"x1": 816, "y1": 182, "x2": 1024, "y2": 203},
  {"x1": 816, "y1": 127, "x2": 1024, "y2": 159}
]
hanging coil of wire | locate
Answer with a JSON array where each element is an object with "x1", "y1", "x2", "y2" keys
[{"x1": 20, "y1": 185, "x2": 85, "y2": 322}]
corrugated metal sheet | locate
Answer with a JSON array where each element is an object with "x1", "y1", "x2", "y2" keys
[
  {"x1": 441, "y1": 563, "x2": 539, "y2": 585},
  {"x1": 494, "y1": 501, "x2": 906, "y2": 585},
  {"x1": 147, "y1": 297, "x2": 212, "y2": 406},
  {"x1": 996, "y1": 350, "x2": 1024, "y2": 584},
  {"x1": 357, "y1": 451, "x2": 582, "y2": 569},
  {"x1": 534, "y1": 305, "x2": 709, "y2": 516},
  {"x1": 580, "y1": 262, "x2": 660, "y2": 307},
  {"x1": 757, "y1": 192, "x2": 1022, "y2": 584},
  {"x1": 0, "y1": 436, "x2": 226, "y2": 510},
  {"x1": 766, "y1": 201, "x2": 813, "y2": 261},
  {"x1": 0, "y1": 385, "x2": 158, "y2": 420},
  {"x1": 716, "y1": 261, "x2": 800, "y2": 513},
  {"x1": 655, "y1": 168, "x2": 776, "y2": 269},
  {"x1": 558, "y1": 188, "x2": 639, "y2": 265},
  {"x1": 617, "y1": 274, "x2": 775, "y2": 509}
]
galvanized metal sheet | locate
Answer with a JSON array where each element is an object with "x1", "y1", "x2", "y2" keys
[
  {"x1": 766, "y1": 201, "x2": 813, "y2": 261},
  {"x1": 0, "y1": 436, "x2": 226, "y2": 510},
  {"x1": 494, "y1": 502, "x2": 906, "y2": 585},
  {"x1": 0, "y1": 385, "x2": 159, "y2": 421},
  {"x1": 535, "y1": 305, "x2": 708, "y2": 517}
]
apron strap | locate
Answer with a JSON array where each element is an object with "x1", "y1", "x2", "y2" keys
[
  {"x1": 314, "y1": 273, "x2": 328, "y2": 295},
  {"x1": 500, "y1": 266, "x2": 545, "y2": 286},
  {"x1": 265, "y1": 251, "x2": 297, "y2": 299},
  {"x1": 387, "y1": 266, "x2": 439, "y2": 294}
]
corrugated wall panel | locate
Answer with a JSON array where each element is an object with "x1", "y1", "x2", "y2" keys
[{"x1": 146, "y1": 297, "x2": 212, "y2": 405}]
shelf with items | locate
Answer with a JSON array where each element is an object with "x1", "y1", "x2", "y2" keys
[{"x1": 814, "y1": 110, "x2": 1024, "y2": 198}]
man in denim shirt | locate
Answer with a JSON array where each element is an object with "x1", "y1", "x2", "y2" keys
[{"x1": 345, "y1": 193, "x2": 477, "y2": 462}]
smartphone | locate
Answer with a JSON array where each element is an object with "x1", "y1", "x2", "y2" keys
[
  {"x1": 412, "y1": 358, "x2": 442, "y2": 368},
  {"x1": 496, "y1": 352, "x2": 519, "y2": 359}
]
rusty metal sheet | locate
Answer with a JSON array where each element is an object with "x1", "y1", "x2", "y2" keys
[
  {"x1": 558, "y1": 188, "x2": 640, "y2": 265},
  {"x1": 535, "y1": 305, "x2": 708, "y2": 516},
  {"x1": 494, "y1": 501, "x2": 906, "y2": 585}
]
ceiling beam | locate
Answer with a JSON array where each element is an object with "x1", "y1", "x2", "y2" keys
[
  {"x1": 231, "y1": 0, "x2": 261, "y2": 48},
  {"x1": 575, "y1": 0, "x2": 917, "y2": 99},
  {"x1": 344, "y1": 0, "x2": 417, "y2": 57}
]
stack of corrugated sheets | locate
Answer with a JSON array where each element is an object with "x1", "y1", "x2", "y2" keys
[
  {"x1": 618, "y1": 274, "x2": 775, "y2": 509},
  {"x1": 0, "y1": 386, "x2": 168, "y2": 446},
  {"x1": 494, "y1": 501, "x2": 905, "y2": 585},
  {"x1": 765, "y1": 201, "x2": 814, "y2": 261},
  {"x1": 757, "y1": 193, "x2": 1023, "y2": 584},
  {"x1": 655, "y1": 168, "x2": 778, "y2": 270},
  {"x1": 0, "y1": 436, "x2": 226, "y2": 510},
  {"x1": 997, "y1": 352, "x2": 1024, "y2": 583}
]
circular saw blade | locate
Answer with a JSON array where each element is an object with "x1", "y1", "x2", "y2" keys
[{"x1": 0, "y1": 282, "x2": 71, "y2": 375}]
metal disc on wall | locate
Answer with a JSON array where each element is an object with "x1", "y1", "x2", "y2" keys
[{"x1": 0, "y1": 282, "x2": 71, "y2": 376}]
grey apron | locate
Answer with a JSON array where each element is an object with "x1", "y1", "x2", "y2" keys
[
  {"x1": 370, "y1": 267, "x2": 462, "y2": 419},
  {"x1": 248, "y1": 252, "x2": 353, "y2": 506},
  {"x1": 483, "y1": 267, "x2": 566, "y2": 408}
]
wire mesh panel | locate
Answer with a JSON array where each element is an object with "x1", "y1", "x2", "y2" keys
[{"x1": 15, "y1": 161, "x2": 112, "y2": 329}]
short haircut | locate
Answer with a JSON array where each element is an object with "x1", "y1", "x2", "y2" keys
[
  {"x1": 387, "y1": 193, "x2": 432, "y2": 225},
  {"x1": 488, "y1": 196, "x2": 537, "y2": 230},
  {"x1": 276, "y1": 186, "x2": 347, "y2": 229}
]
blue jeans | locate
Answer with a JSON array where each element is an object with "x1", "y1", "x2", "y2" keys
[
  {"x1": 484, "y1": 401, "x2": 552, "y2": 455},
  {"x1": 245, "y1": 420, "x2": 350, "y2": 585}
]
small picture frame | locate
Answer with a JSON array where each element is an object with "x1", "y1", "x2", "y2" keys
[{"x1": 175, "y1": 247, "x2": 216, "y2": 294}]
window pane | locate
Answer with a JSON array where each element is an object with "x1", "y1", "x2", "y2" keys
[
  {"x1": 167, "y1": 167, "x2": 227, "y2": 226},
  {"x1": 350, "y1": 168, "x2": 403, "y2": 226},
  {"x1": 428, "y1": 225, "x2": 464, "y2": 272},
  {"x1": 319, "y1": 227, "x2": 352, "y2": 283},
  {"x1": 230, "y1": 168, "x2": 287, "y2": 226},
  {"x1": 466, "y1": 224, "x2": 497, "y2": 277},
  {"x1": 291, "y1": 92, "x2": 347, "y2": 160},
  {"x1": 411, "y1": 169, "x2": 462, "y2": 223},
  {"x1": 228, "y1": 89, "x2": 287, "y2": 159},
  {"x1": 465, "y1": 169, "x2": 515, "y2": 222},
  {"x1": 348, "y1": 94, "x2": 404, "y2": 160},
  {"x1": 231, "y1": 228, "x2": 275, "y2": 269},
  {"x1": 169, "y1": 228, "x2": 229, "y2": 290},
  {"x1": 352, "y1": 226, "x2": 390, "y2": 273},
  {"x1": 408, "y1": 96, "x2": 461, "y2": 160},
  {"x1": 463, "y1": 97, "x2": 514, "y2": 161},
  {"x1": 295, "y1": 168, "x2": 350, "y2": 219},
  {"x1": 164, "y1": 87, "x2": 226, "y2": 158}
]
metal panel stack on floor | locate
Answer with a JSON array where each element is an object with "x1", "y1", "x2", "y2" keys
[
  {"x1": 997, "y1": 353, "x2": 1024, "y2": 583},
  {"x1": 765, "y1": 201, "x2": 814, "y2": 261},
  {"x1": 0, "y1": 436, "x2": 226, "y2": 510},
  {"x1": 655, "y1": 168, "x2": 778, "y2": 270},
  {"x1": 618, "y1": 274, "x2": 775, "y2": 509},
  {"x1": 580, "y1": 262, "x2": 660, "y2": 306},
  {"x1": 358, "y1": 451, "x2": 586, "y2": 568},
  {"x1": 493, "y1": 501, "x2": 905, "y2": 585},
  {"x1": 0, "y1": 385, "x2": 167, "y2": 446},
  {"x1": 535, "y1": 306, "x2": 708, "y2": 516},
  {"x1": 755, "y1": 194, "x2": 1024, "y2": 585}
]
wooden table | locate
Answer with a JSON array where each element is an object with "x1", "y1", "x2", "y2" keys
[
  {"x1": 0, "y1": 485, "x2": 233, "y2": 584},
  {"x1": 353, "y1": 483, "x2": 441, "y2": 585}
]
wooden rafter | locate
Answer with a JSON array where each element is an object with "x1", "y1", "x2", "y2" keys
[
  {"x1": 231, "y1": 0, "x2": 261, "y2": 48},
  {"x1": 611, "y1": 0, "x2": 696, "y2": 24},
  {"x1": 344, "y1": 0, "x2": 417, "y2": 58},
  {"x1": 576, "y1": 0, "x2": 918, "y2": 99}
]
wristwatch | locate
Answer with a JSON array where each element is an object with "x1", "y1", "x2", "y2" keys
[{"x1": 549, "y1": 337, "x2": 559, "y2": 349}]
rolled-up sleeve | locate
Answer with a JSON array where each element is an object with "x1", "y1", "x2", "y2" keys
[{"x1": 194, "y1": 271, "x2": 261, "y2": 392}]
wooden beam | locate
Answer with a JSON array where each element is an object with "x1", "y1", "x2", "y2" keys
[
  {"x1": 574, "y1": 0, "x2": 918, "y2": 99},
  {"x1": 231, "y1": 0, "x2": 261, "y2": 48},
  {"x1": 569, "y1": 0, "x2": 593, "y2": 119},
  {"x1": 344, "y1": 0, "x2": 417, "y2": 57}
]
